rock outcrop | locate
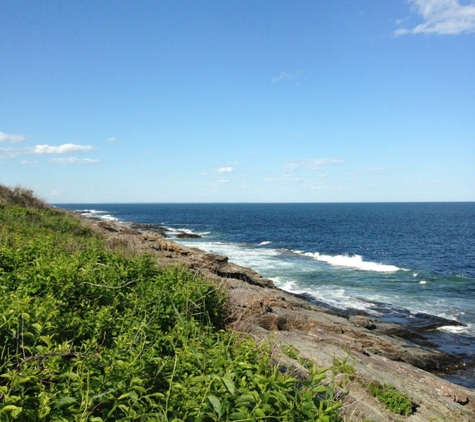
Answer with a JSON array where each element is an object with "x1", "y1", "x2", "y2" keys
[{"x1": 81, "y1": 216, "x2": 475, "y2": 422}]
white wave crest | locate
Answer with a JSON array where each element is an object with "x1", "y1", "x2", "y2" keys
[
  {"x1": 79, "y1": 209, "x2": 119, "y2": 222},
  {"x1": 304, "y1": 252, "x2": 402, "y2": 273},
  {"x1": 100, "y1": 214, "x2": 119, "y2": 222},
  {"x1": 438, "y1": 325, "x2": 470, "y2": 334},
  {"x1": 259, "y1": 241, "x2": 272, "y2": 246}
]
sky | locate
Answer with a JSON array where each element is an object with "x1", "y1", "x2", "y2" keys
[{"x1": 1, "y1": 0, "x2": 474, "y2": 203}]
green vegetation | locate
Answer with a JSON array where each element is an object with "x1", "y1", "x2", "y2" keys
[
  {"x1": 0, "y1": 185, "x2": 341, "y2": 421},
  {"x1": 331, "y1": 357, "x2": 355, "y2": 379},
  {"x1": 332, "y1": 356, "x2": 413, "y2": 418},
  {"x1": 367, "y1": 381, "x2": 413, "y2": 416},
  {"x1": 281, "y1": 344, "x2": 299, "y2": 360}
]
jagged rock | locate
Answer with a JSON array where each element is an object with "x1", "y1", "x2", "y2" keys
[
  {"x1": 97, "y1": 221, "x2": 119, "y2": 232},
  {"x1": 176, "y1": 232, "x2": 201, "y2": 238},
  {"x1": 349, "y1": 315, "x2": 376, "y2": 330},
  {"x1": 128, "y1": 222, "x2": 169, "y2": 236},
  {"x1": 76, "y1": 214, "x2": 475, "y2": 422},
  {"x1": 257, "y1": 313, "x2": 287, "y2": 331}
]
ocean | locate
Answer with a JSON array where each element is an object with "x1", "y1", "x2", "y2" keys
[{"x1": 57, "y1": 202, "x2": 475, "y2": 387}]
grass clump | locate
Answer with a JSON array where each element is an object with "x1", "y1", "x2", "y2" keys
[
  {"x1": 367, "y1": 381, "x2": 413, "y2": 416},
  {"x1": 0, "y1": 184, "x2": 341, "y2": 421},
  {"x1": 281, "y1": 344, "x2": 299, "y2": 360}
]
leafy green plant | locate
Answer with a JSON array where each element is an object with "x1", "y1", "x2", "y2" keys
[
  {"x1": 0, "y1": 184, "x2": 342, "y2": 421},
  {"x1": 367, "y1": 381, "x2": 413, "y2": 416},
  {"x1": 332, "y1": 356, "x2": 355, "y2": 378}
]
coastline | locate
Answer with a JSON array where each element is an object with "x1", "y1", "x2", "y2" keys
[{"x1": 77, "y1": 213, "x2": 475, "y2": 421}]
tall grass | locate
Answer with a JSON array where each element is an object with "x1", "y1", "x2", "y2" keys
[{"x1": 0, "y1": 185, "x2": 341, "y2": 421}]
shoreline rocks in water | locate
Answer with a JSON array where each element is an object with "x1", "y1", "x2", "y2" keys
[{"x1": 81, "y1": 215, "x2": 475, "y2": 422}]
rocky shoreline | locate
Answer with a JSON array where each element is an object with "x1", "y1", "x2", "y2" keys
[{"x1": 79, "y1": 215, "x2": 475, "y2": 421}]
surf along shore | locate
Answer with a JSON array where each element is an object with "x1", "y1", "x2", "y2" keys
[{"x1": 76, "y1": 212, "x2": 475, "y2": 422}]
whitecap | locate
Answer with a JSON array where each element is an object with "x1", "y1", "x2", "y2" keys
[
  {"x1": 419, "y1": 280, "x2": 427, "y2": 284},
  {"x1": 100, "y1": 214, "x2": 119, "y2": 222},
  {"x1": 259, "y1": 241, "x2": 272, "y2": 246},
  {"x1": 304, "y1": 252, "x2": 402, "y2": 273},
  {"x1": 438, "y1": 325, "x2": 469, "y2": 334},
  {"x1": 79, "y1": 209, "x2": 112, "y2": 219}
]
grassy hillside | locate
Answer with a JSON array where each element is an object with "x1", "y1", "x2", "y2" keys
[{"x1": 0, "y1": 185, "x2": 340, "y2": 421}]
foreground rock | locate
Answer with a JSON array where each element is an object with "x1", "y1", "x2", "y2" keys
[{"x1": 82, "y1": 217, "x2": 475, "y2": 422}]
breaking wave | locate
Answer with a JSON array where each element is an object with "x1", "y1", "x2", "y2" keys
[{"x1": 300, "y1": 252, "x2": 404, "y2": 273}]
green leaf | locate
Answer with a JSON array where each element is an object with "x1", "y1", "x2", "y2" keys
[
  {"x1": 312, "y1": 385, "x2": 330, "y2": 394},
  {"x1": 118, "y1": 391, "x2": 138, "y2": 401},
  {"x1": 208, "y1": 395, "x2": 222, "y2": 418},
  {"x1": 220, "y1": 376, "x2": 235, "y2": 396},
  {"x1": 0, "y1": 405, "x2": 23, "y2": 417},
  {"x1": 54, "y1": 396, "x2": 77, "y2": 408},
  {"x1": 229, "y1": 411, "x2": 247, "y2": 420},
  {"x1": 60, "y1": 372, "x2": 79, "y2": 380}
]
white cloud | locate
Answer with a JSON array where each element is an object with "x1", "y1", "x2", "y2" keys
[
  {"x1": 283, "y1": 158, "x2": 344, "y2": 173},
  {"x1": 107, "y1": 137, "x2": 117, "y2": 142},
  {"x1": 202, "y1": 165, "x2": 237, "y2": 176},
  {"x1": 50, "y1": 157, "x2": 100, "y2": 165},
  {"x1": 395, "y1": 0, "x2": 475, "y2": 35},
  {"x1": 0, "y1": 148, "x2": 18, "y2": 158},
  {"x1": 34, "y1": 144, "x2": 96, "y2": 154},
  {"x1": 217, "y1": 166, "x2": 234, "y2": 173},
  {"x1": 0, "y1": 131, "x2": 26, "y2": 143},
  {"x1": 272, "y1": 71, "x2": 300, "y2": 83}
]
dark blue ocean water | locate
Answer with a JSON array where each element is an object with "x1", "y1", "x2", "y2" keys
[{"x1": 58, "y1": 202, "x2": 475, "y2": 386}]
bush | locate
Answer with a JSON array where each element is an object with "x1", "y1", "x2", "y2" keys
[
  {"x1": 0, "y1": 184, "x2": 47, "y2": 208},
  {"x1": 0, "y1": 194, "x2": 342, "y2": 421}
]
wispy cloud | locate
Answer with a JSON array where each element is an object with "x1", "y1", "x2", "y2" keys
[
  {"x1": 1, "y1": 142, "x2": 97, "y2": 160},
  {"x1": 395, "y1": 0, "x2": 475, "y2": 35},
  {"x1": 49, "y1": 157, "x2": 100, "y2": 165},
  {"x1": 202, "y1": 165, "x2": 237, "y2": 176},
  {"x1": 0, "y1": 131, "x2": 26, "y2": 143},
  {"x1": 0, "y1": 147, "x2": 21, "y2": 159},
  {"x1": 346, "y1": 166, "x2": 395, "y2": 176},
  {"x1": 283, "y1": 158, "x2": 344, "y2": 173},
  {"x1": 34, "y1": 144, "x2": 96, "y2": 154},
  {"x1": 271, "y1": 71, "x2": 301, "y2": 83}
]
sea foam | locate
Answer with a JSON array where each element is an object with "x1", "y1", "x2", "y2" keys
[{"x1": 302, "y1": 252, "x2": 402, "y2": 273}]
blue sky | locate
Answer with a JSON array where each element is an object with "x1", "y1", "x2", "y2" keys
[{"x1": 1, "y1": 0, "x2": 474, "y2": 203}]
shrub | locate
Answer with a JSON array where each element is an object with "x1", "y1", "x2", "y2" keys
[{"x1": 0, "y1": 195, "x2": 342, "y2": 421}]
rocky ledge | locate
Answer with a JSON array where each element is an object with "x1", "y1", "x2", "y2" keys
[{"x1": 85, "y1": 218, "x2": 475, "y2": 422}]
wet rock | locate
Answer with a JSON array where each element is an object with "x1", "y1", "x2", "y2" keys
[
  {"x1": 176, "y1": 232, "x2": 201, "y2": 238},
  {"x1": 129, "y1": 222, "x2": 169, "y2": 236}
]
